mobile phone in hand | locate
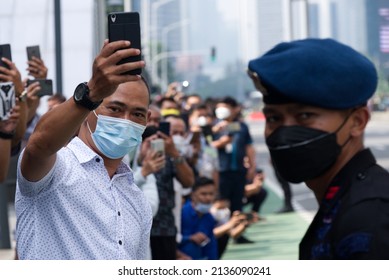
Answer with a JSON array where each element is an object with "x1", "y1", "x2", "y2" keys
[
  {"x1": 151, "y1": 138, "x2": 165, "y2": 157},
  {"x1": 227, "y1": 122, "x2": 241, "y2": 133},
  {"x1": 26, "y1": 45, "x2": 41, "y2": 61},
  {"x1": 0, "y1": 44, "x2": 12, "y2": 70},
  {"x1": 27, "y1": 79, "x2": 53, "y2": 97},
  {"x1": 108, "y1": 12, "x2": 141, "y2": 75},
  {"x1": 158, "y1": 121, "x2": 170, "y2": 136},
  {"x1": 0, "y1": 82, "x2": 15, "y2": 121}
]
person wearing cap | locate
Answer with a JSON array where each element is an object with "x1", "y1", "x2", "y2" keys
[{"x1": 248, "y1": 38, "x2": 389, "y2": 259}]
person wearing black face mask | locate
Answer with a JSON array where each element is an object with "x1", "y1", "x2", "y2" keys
[{"x1": 248, "y1": 38, "x2": 389, "y2": 260}]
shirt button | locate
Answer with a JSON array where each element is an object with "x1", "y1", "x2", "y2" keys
[
  {"x1": 95, "y1": 158, "x2": 100, "y2": 163},
  {"x1": 118, "y1": 211, "x2": 121, "y2": 216},
  {"x1": 357, "y1": 172, "x2": 366, "y2": 180},
  {"x1": 119, "y1": 240, "x2": 122, "y2": 245}
]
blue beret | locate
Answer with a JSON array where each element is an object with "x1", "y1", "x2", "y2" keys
[{"x1": 247, "y1": 38, "x2": 378, "y2": 109}]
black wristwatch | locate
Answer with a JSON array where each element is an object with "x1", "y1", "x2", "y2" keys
[
  {"x1": 73, "y1": 82, "x2": 102, "y2": 111},
  {"x1": 0, "y1": 130, "x2": 15, "y2": 140}
]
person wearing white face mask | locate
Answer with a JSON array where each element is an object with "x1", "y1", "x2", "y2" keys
[
  {"x1": 179, "y1": 177, "x2": 218, "y2": 260},
  {"x1": 15, "y1": 40, "x2": 153, "y2": 260},
  {"x1": 211, "y1": 97, "x2": 257, "y2": 213}
]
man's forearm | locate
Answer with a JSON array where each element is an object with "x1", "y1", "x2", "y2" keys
[
  {"x1": 12, "y1": 101, "x2": 28, "y2": 148},
  {"x1": 0, "y1": 139, "x2": 11, "y2": 182},
  {"x1": 21, "y1": 98, "x2": 90, "y2": 181},
  {"x1": 26, "y1": 98, "x2": 89, "y2": 158},
  {"x1": 175, "y1": 160, "x2": 194, "y2": 188}
]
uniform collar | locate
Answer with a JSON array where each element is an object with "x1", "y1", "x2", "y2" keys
[
  {"x1": 329, "y1": 148, "x2": 376, "y2": 189},
  {"x1": 323, "y1": 149, "x2": 376, "y2": 207}
]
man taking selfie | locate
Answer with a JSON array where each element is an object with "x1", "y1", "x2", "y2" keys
[{"x1": 15, "y1": 40, "x2": 152, "y2": 259}]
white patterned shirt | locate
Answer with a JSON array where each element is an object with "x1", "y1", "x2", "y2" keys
[{"x1": 15, "y1": 137, "x2": 152, "y2": 260}]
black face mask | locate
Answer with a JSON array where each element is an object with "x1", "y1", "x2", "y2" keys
[{"x1": 266, "y1": 119, "x2": 350, "y2": 183}]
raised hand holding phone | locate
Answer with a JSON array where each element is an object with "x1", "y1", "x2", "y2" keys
[
  {"x1": 26, "y1": 79, "x2": 53, "y2": 97},
  {"x1": 108, "y1": 12, "x2": 142, "y2": 75},
  {"x1": 0, "y1": 44, "x2": 12, "y2": 70}
]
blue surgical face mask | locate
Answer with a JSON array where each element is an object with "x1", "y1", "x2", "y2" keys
[
  {"x1": 87, "y1": 111, "x2": 146, "y2": 159},
  {"x1": 195, "y1": 202, "x2": 212, "y2": 214}
]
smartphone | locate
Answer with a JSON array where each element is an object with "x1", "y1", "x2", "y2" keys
[
  {"x1": 108, "y1": 12, "x2": 141, "y2": 75},
  {"x1": 0, "y1": 82, "x2": 16, "y2": 121},
  {"x1": 0, "y1": 44, "x2": 12, "y2": 70},
  {"x1": 27, "y1": 79, "x2": 53, "y2": 97},
  {"x1": 151, "y1": 138, "x2": 165, "y2": 157},
  {"x1": 201, "y1": 124, "x2": 213, "y2": 138},
  {"x1": 244, "y1": 213, "x2": 254, "y2": 221},
  {"x1": 26, "y1": 45, "x2": 41, "y2": 61},
  {"x1": 158, "y1": 121, "x2": 170, "y2": 136},
  {"x1": 142, "y1": 125, "x2": 158, "y2": 141},
  {"x1": 227, "y1": 122, "x2": 241, "y2": 133}
]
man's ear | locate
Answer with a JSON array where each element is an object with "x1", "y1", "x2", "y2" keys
[
  {"x1": 146, "y1": 110, "x2": 151, "y2": 123},
  {"x1": 349, "y1": 106, "x2": 370, "y2": 137}
]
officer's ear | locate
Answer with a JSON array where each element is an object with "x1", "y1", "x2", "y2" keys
[{"x1": 349, "y1": 106, "x2": 370, "y2": 137}]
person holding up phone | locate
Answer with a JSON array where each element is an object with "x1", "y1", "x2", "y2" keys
[
  {"x1": 15, "y1": 40, "x2": 152, "y2": 260},
  {"x1": 26, "y1": 54, "x2": 48, "y2": 79},
  {"x1": 0, "y1": 57, "x2": 28, "y2": 154},
  {"x1": 0, "y1": 106, "x2": 21, "y2": 182},
  {"x1": 146, "y1": 114, "x2": 195, "y2": 260},
  {"x1": 21, "y1": 50, "x2": 50, "y2": 150}
]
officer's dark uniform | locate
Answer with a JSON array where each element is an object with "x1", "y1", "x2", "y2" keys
[
  {"x1": 300, "y1": 149, "x2": 389, "y2": 259},
  {"x1": 247, "y1": 38, "x2": 389, "y2": 260}
]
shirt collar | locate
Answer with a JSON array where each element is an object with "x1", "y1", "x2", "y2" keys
[
  {"x1": 67, "y1": 137, "x2": 132, "y2": 175},
  {"x1": 67, "y1": 137, "x2": 100, "y2": 164}
]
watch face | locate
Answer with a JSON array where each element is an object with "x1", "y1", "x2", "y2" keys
[{"x1": 74, "y1": 83, "x2": 85, "y2": 101}]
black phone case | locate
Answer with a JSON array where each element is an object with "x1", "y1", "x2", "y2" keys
[
  {"x1": 158, "y1": 122, "x2": 170, "y2": 136},
  {"x1": 27, "y1": 79, "x2": 53, "y2": 97},
  {"x1": 27, "y1": 45, "x2": 41, "y2": 61},
  {"x1": 108, "y1": 12, "x2": 141, "y2": 75},
  {"x1": 0, "y1": 44, "x2": 12, "y2": 70}
]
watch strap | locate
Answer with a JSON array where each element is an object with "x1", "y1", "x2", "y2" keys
[
  {"x1": 0, "y1": 130, "x2": 15, "y2": 139},
  {"x1": 73, "y1": 82, "x2": 102, "y2": 111}
]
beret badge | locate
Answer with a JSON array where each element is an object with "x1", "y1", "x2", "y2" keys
[{"x1": 247, "y1": 69, "x2": 268, "y2": 95}]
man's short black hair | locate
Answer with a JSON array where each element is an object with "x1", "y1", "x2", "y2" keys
[
  {"x1": 192, "y1": 177, "x2": 215, "y2": 192},
  {"x1": 157, "y1": 96, "x2": 179, "y2": 108},
  {"x1": 140, "y1": 75, "x2": 151, "y2": 105},
  {"x1": 218, "y1": 96, "x2": 238, "y2": 108},
  {"x1": 188, "y1": 103, "x2": 208, "y2": 116}
]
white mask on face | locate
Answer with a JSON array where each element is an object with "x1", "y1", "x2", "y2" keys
[
  {"x1": 172, "y1": 135, "x2": 193, "y2": 158},
  {"x1": 210, "y1": 206, "x2": 231, "y2": 225},
  {"x1": 215, "y1": 107, "x2": 231, "y2": 120},
  {"x1": 197, "y1": 116, "x2": 208, "y2": 127}
]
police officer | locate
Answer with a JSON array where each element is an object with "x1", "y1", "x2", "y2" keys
[{"x1": 247, "y1": 38, "x2": 389, "y2": 259}]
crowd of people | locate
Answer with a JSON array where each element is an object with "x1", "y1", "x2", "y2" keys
[
  {"x1": 2, "y1": 35, "x2": 389, "y2": 260},
  {"x1": 0, "y1": 40, "x2": 267, "y2": 260}
]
